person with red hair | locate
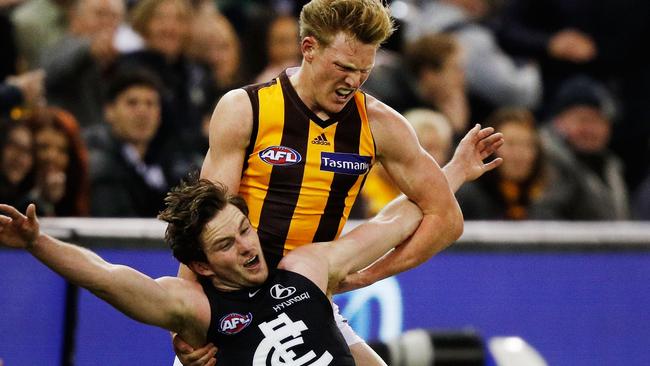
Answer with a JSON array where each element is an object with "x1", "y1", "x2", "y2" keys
[{"x1": 22, "y1": 107, "x2": 90, "y2": 217}]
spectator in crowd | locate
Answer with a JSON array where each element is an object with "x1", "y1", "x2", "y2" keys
[
  {"x1": 255, "y1": 14, "x2": 301, "y2": 83},
  {"x1": 0, "y1": 119, "x2": 35, "y2": 208},
  {"x1": 456, "y1": 107, "x2": 566, "y2": 220},
  {"x1": 40, "y1": 0, "x2": 125, "y2": 127},
  {"x1": 540, "y1": 76, "x2": 629, "y2": 220},
  {"x1": 1, "y1": 69, "x2": 45, "y2": 116},
  {"x1": 363, "y1": 33, "x2": 469, "y2": 135},
  {"x1": 84, "y1": 70, "x2": 172, "y2": 217},
  {"x1": 403, "y1": 0, "x2": 542, "y2": 123},
  {"x1": 361, "y1": 108, "x2": 454, "y2": 217},
  {"x1": 188, "y1": 11, "x2": 247, "y2": 99},
  {"x1": 23, "y1": 106, "x2": 90, "y2": 217},
  {"x1": 119, "y1": 0, "x2": 215, "y2": 156},
  {"x1": 11, "y1": 0, "x2": 73, "y2": 69},
  {"x1": 495, "y1": 0, "x2": 650, "y2": 191}
]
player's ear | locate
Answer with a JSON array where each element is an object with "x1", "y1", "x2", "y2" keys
[
  {"x1": 301, "y1": 36, "x2": 318, "y2": 62},
  {"x1": 189, "y1": 261, "x2": 214, "y2": 277}
]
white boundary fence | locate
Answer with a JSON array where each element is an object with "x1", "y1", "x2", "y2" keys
[{"x1": 38, "y1": 218, "x2": 650, "y2": 250}]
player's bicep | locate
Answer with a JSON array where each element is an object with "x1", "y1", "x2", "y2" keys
[
  {"x1": 200, "y1": 89, "x2": 253, "y2": 193},
  {"x1": 94, "y1": 269, "x2": 188, "y2": 332},
  {"x1": 370, "y1": 104, "x2": 448, "y2": 211}
]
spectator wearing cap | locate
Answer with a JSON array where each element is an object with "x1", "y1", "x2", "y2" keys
[{"x1": 540, "y1": 76, "x2": 629, "y2": 220}]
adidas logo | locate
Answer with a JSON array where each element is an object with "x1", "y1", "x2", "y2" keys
[{"x1": 311, "y1": 133, "x2": 330, "y2": 145}]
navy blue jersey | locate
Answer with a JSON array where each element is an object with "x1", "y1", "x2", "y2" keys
[{"x1": 201, "y1": 269, "x2": 355, "y2": 365}]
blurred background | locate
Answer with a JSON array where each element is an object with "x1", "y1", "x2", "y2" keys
[{"x1": 1, "y1": 0, "x2": 649, "y2": 365}]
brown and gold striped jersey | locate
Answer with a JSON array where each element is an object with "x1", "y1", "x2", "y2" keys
[{"x1": 240, "y1": 71, "x2": 376, "y2": 267}]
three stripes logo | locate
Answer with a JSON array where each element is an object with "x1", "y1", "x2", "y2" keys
[{"x1": 311, "y1": 133, "x2": 330, "y2": 146}]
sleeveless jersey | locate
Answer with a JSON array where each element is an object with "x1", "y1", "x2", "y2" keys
[
  {"x1": 241, "y1": 71, "x2": 376, "y2": 267},
  {"x1": 201, "y1": 269, "x2": 355, "y2": 365}
]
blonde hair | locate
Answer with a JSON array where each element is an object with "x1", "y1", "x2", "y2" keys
[
  {"x1": 299, "y1": 0, "x2": 395, "y2": 47},
  {"x1": 404, "y1": 108, "x2": 453, "y2": 143}
]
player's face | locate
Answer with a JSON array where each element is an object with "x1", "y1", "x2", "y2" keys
[
  {"x1": 308, "y1": 32, "x2": 377, "y2": 115},
  {"x1": 200, "y1": 204, "x2": 268, "y2": 291}
]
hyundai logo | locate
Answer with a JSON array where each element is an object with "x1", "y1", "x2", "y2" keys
[{"x1": 270, "y1": 284, "x2": 297, "y2": 299}]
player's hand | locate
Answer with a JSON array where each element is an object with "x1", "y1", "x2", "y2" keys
[
  {"x1": 0, "y1": 204, "x2": 40, "y2": 249},
  {"x1": 449, "y1": 123, "x2": 504, "y2": 183},
  {"x1": 173, "y1": 334, "x2": 217, "y2": 366}
]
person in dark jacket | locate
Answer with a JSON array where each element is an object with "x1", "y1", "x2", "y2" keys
[{"x1": 85, "y1": 70, "x2": 173, "y2": 217}]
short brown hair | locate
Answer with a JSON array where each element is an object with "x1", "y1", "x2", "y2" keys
[
  {"x1": 299, "y1": 0, "x2": 395, "y2": 47},
  {"x1": 405, "y1": 34, "x2": 458, "y2": 75},
  {"x1": 158, "y1": 176, "x2": 248, "y2": 265}
]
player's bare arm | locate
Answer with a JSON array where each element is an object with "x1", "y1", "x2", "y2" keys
[
  {"x1": 280, "y1": 196, "x2": 422, "y2": 296},
  {"x1": 0, "y1": 204, "x2": 211, "y2": 348},
  {"x1": 200, "y1": 88, "x2": 253, "y2": 191},
  {"x1": 342, "y1": 97, "x2": 464, "y2": 290}
]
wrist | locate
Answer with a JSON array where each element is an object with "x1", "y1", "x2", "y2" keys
[
  {"x1": 442, "y1": 161, "x2": 466, "y2": 191},
  {"x1": 26, "y1": 233, "x2": 43, "y2": 251}
]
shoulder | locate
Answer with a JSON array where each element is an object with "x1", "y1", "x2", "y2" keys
[
  {"x1": 365, "y1": 94, "x2": 418, "y2": 157},
  {"x1": 210, "y1": 89, "x2": 253, "y2": 134},
  {"x1": 217, "y1": 88, "x2": 251, "y2": 110}
]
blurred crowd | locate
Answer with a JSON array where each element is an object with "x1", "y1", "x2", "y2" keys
[{"x1": 1, "y1": 0, "x2": 649, "y2": 220}]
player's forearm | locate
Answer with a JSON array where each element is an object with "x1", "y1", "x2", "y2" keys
[
  {"x1": 442, "y1": 161, "x2": 467, "y2": 193},
  {"x1": 355, "y1": 210, "x2": 463, "y2": 287},
  {"x1": 28, "y1": 234, "x2": 117, "y2": 291},
  {"x1": 335, "y1": 196, "x2": 423, "y2": 275}
]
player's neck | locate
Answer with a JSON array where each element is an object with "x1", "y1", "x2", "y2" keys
[{"x1": 289, "y1": 69, "x2": 332, "y2": 121}]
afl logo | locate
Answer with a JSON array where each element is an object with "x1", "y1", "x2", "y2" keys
[
  {"x1": 218, "y1": 312, "x2": 253, "y2": 335},
  {"x1": 270, "y1": 284, "x2": 297, "y2": 299},
  {"x1": 259, "y1": 146, "x2": 302, "y2": 166}
]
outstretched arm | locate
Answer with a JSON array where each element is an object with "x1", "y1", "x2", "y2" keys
[
  {"x1": 0, "y1": 204, "x2": 204, "y2": 343},
  {"x1": 281, "y1": 195, "x2": 423, "y2": 294}
]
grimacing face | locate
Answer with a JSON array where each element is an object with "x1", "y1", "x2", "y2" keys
[
  {"x1": 196, "y1": 204, "x2": 268, "y2": 291},
  {"x1": 303, "y1": 32, "x2": 377, "y2": 116}
]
